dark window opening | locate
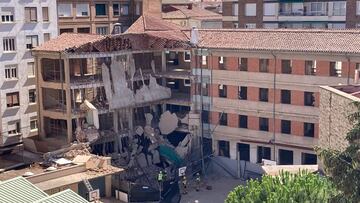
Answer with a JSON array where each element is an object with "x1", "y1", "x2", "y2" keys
[
  {"x1": 281, "y1": 120, "x2": 291, "y2": 134},
  {"x1": 77, "y1": 27, "x2": 90, "y2": 33},
  {"x1": 259, "y1": 59, "x2": 269, "y2": 72},
  {"x1": 281, "y1": 90, "x2": 291, "y2": 104},
  {"x1": 239, "y1": 115, "x2": 248, "y2": 128},
  {"x1": 259, "y1": 88, "x2": 268, "y2": 102},
  {"x1": 305, "y1": 60, "x2": 316, "y2": 75},
  {"x1": 279, "y1": 149, "x2": 293, "y2": 165},
  {"x1": 95, "y1": 4, "x2": 107, "y2": 16},
  {"x1": 239, "y1": 58, "x2": 248, "y2": 71},
  {"x1": 257, "y1": 146, "x2": 271, "y2": 163},
  {"x1": 219, "y1": 84, "x2": 227, "y2": 98},
  {"x1": 202, "y1": 110, "x2": 209, "y2": 123},
  {"x1": 238, "y1": 143, "x2": 250, "y2": 161},
  {"x1": 301, "y1": 153, "x2": 317, "y2": 165},
  {"x1": 219, "y1": 56, "x2": 225, "y2": 69},
  {"x1": 238, "y1": 86, "x2": 247, "y2": 100},
  {"x1": 219, "y1": 113, "x2": 227, "y2": 126},
  {"x1": 259, "y1": 117, "x2": 269, "y2": 131},
  {"x1": 281, "y1": 60, "x2": 292, "y2": 74},
  {"x1": 304, "y1": 92, "x2": 315, "y2": 106},
  {"x1": 304, "y1": 122, "x2": 315, "y2": 137},
  {"x1": 218, "y1": 140, "x2": 230, "y2": 157}
]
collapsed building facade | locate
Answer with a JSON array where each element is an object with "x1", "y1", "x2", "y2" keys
[{"x1": 33, "y1": 15, "x2": 360, "y2": 171}]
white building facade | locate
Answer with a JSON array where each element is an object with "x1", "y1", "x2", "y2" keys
[{"x1": 0, "y1": 0, "x2": 58, "y2": 150}]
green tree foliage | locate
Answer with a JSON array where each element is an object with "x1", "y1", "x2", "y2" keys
[
  {"x1": 316, "y1": 102, "x2": 360, "y2": 202},
  {"x1": 225, "y1": 170, "x2": 337, "y2": 203}
]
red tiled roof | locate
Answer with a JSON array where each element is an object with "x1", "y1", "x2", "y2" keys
[
  {"x1": 196, "y1": 29, "x2": 360, "y2": 54},
  {"x1": 33, "y1": 33, "x2": 104, "y2": 52},
  {"x1": 126, "y1": 14, "x2": 186, "y2": 33},
  {"x1": 162, "y1": 5, "x2": 222, "y2": 20}
]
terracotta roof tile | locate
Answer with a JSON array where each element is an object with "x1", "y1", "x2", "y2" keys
[
  {"x1": 126, "y1": 14, "x2": 185, "y2": 33},
  {"x1": 162, "y1": 5, "x2": 222, "y2": 20},
  {"x1": 197, "y1": 29, "x2": 360, "y2": 54},
  {"x1": 34, "y1": 33, "x2": 104, "y2": 52}
]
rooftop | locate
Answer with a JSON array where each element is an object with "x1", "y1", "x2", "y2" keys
[
  {"x1": 332, "y1": 85, "x2": 360, "y2": 98},
  {"x1": 162, "y1": 5, "x2": 222, "y2": 21}
]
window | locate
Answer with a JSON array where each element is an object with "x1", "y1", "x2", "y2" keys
[
  {"x1": 232, "y1": 3, "x2": 238, "y2": 16},
  {"x1": 257, "y1": 146, "x2": 271, "y2": 163},
  {"x1": 301, "y1": 153, "x2": 317, "y2": 165},
  {"x1": 29, "y1": 89, "x2": 36, "y2": 103},
  {"x1": 259, "y1": 117, "x2": 269, "y2": 131},
  {"x1": 58, "y1": 4, "x2": 72, "y2": 17},
  {"x1": 30, "y1": 119, "x2": 38, "y2": 130},
  {"x1": 5, "y1": 65, "x2": 17, "y2": 79},
  {"x1": 1, "y1": 11, "x2": 14, "y2": 23},
  {"x1": 219, "y1": 84, "x2": 227, "y2": 98},
  {"x1": 202, "y1": 110, "x2": 209, "y2": 123},
  {"x1": 238, "y1": 86, "x2": 247, "y2": 100},
  {"x1": 357, "y1": 1, "x2": 360, "y2": 15},
  {"x1": 26, "y1": 35, "x2": 38, "y2": 49},
  {"x1": 239, "y1": 58, "x2": 248, "y2": 71},
  {"x1": 264, "y1": 3, "x2": 276, "y2": 16},
  {"x1": 279, "y1": 149, "x2": 293, "y2": 165},
  {"x1": 96, "y1": 26, "x2": 108, "y2": 35},
  {"x1": 184, "y1": 51, "x2": 191, "y2": 62},
  {"x1": 135, "y1": 2, "x2": 141, "y2": 15},
  {"x1": 197, "y1": 83, "x2": 209, "y2": 96},
  {"x1": 3, "y1": 38, "x2": 16, "y2": 52},
  {"x1": 281, "y1": 60, "x2": 292, "y2": 74},
  {"x1": 333, "y1": 2, "x2": 346, "y2": 16},
  {"x1": 60, "y1": 28, "x2": 74, "y2": 34},
  {"x1": 7, "y1": 92, "x2": 20, "y2": 107},
  {"x1": 238, "y1": 143, "x2": 250, "y2": 161},
  {"x1": 304, "y1": 122, "x2": 315, "y2": 137},
  {"x1": 25, "y1": 7, "x2": 37, "y2": 22},
  {"x1": 239, "y1": 115, "x2": 248, "y2": 128},
  {"x1": 245, "y1": 3, "x2": 256, "y2": 16},
  {"x1": 308, "y1": 2, "x2": 326, "y2": 16},
  {"x1": 202, "y1": 56, "x2": 207, "y2": 65},
  {"x1": 77, "y1": 27, "x2": 90, "y2": 33},
  {"x1": 8, "y1": 120, "x2": 20, "y2": 135},
  {"x1": 218, "y1": 140, "x2": 230, "y2": 157},
  {"x1": 233, "y1": 22, "x2": 239, "y2": 28},
  {"x1": 42, "y1": 7, "x2": 49, "y2": 21},
  {"x1": 281, "y1": 90, "x2": 291, "y2": 104},
  {"x1": 113, "y1": 3, "x2": 120, "y2": 16},
  {"x1": 219, "y1": 56, "x2": 225, "y2": 69},
  {"x1": 330, "y1": 61, "x2": 342, "y2": 77},
  {"x1": 281, "y1": 120, "x2": 291, "y2": 134},
  {"x1": 44, "y1": 33, "x2": 50, "y2": 42},
  {"x1": 76, "y1": 3, "x2": 89, "y2": 16},
  {"x1": 259, "y1": 59, "x2": 269, "y2": 72},
  {"x1": 120, "y1": 4, "x2": 129, "y2": 16},
  {"x1": 219, "y1": 113, "x2": 228, "y2": 126},
  {"x1": 305, "y1": 60, "x2": 316, "y2": 75},
  {"x1": 245, "y1": 23, "x2": 256, "y2": 29},
  {"x1": 95, "y1": 4, "x2": 107, "y2": 16},
  {"x1": 259, "y1": 88, "x2": 268, "y2": 102},
  {"x1": 28, "y1": 62, "x2": 35, "y2": 77},
  {"x1": 304, "y1": 92, "x2": 315, "y2": 106},
  {"x1": 263, "y1": 23, "x2": 278, "y2": 29}
]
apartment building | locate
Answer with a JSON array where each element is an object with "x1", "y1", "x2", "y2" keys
[
  {"x1": 223, "y1": 0, "x2": 360, "y2": 29},
  {"x1": 0, "y1": 0, "x2": 57, "y2": 151},
  {"x1": 57, "y1": 0, "x2": 143, "y2": 35}
]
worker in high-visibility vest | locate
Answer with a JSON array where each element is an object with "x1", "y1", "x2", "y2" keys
[{"x1": 158, "y1": 171, "x2": 164, "y2": 200}]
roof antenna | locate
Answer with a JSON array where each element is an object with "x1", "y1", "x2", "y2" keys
[{"x1": 190, "y1": 26, "x2": 199, "y2": 45}]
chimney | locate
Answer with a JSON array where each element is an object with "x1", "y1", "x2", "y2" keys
[
  {"x1": 190, "y1": 26, "x2": 199, "y2": 45},
  {"x1": 142, "y1": 0, "x2": 162, "y2": 18}
]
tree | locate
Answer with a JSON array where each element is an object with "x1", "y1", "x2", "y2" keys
[
  {"x1": 316, "y1": 102, "x2": 360, "y2": 202},
  {"x1": 225, "y1": 170, "x2": 337, "y2": 203}
]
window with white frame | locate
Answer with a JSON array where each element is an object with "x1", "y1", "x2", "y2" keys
[
  {"x1": 1, "y1": 11, "x2": 14, "y2": 23},
  {"x1": 42, "y1": 7, "x2": 49, "y2": 21},
  {"x1": 95, "y1": 3, "x2": 107, "y2": 16},
  {"x1": 76, "y1": 3, "x2": 89, "y2": 17},
  {"x1": 113, "y1": 3, "x2": 120, "y2": 16},
  {"x1": 26, "y1": 35, "x2": 38, "y2": 49},
  {"x1": 3, "y1": 38, "x2": 16, "y2": 52},
  {"x1": 333, "y1": 1, "x2": 346, "y2": 16},
  {"x1": 232, "y1": 3, "x2": 238, "y2": 16},
  {"x1": 28, "y1": 62, "x2": 35, "y2": 77},
  {"x1": 245, "y1": 3, "x2": 256, "y2": 16},
  {"x1": 357, "y1": 1, "x2": 360, "y2": 15},
  {"x1": 25, "y1": 7, "x2": 37, "y2": 22},
  {"x1": 8, "y1": 120, "x2": 20, "y2": 135},
  {"x1": 6, "y1": 92, "x2": 20, "y2": 108},
  {"x1": 264, "y1": 3, "x2": 276, "y2": 16},
  {"x1": 245, "y1": 23, "x2": 256, "y2": 28},
  {"x1": 96, "y1": 26, "x2": 108, "y2": 35},
  {"x1": 5, "y1": 65, "x2": 17, "y2": 79},
  {"x1": 263, "y1": 23, "x2": 278, "y2": 29},
  {"x1": 58, "y1": 3, "x2": 72, "y2": 17},
  {"x1": 184, "y1": 51, "x2": 191, "y2": 62},
  {"x1": 30, "y1": 119, "x2": 38, "y2": 131},
  {"x1": 29, "y1": 89, "x2": 36, "y2": 103},
  {"x1": 202, "y1": 56, "x2": 207, "y2": 65}
]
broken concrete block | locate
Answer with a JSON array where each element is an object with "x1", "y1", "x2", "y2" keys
[
  {"x1": 147, "y1": 154, "x2": 153, "y2": 165},
  {"x1": 159, "y1": 111, "x2": 178, "y2": 135},
  {"x1": 135, "y1": 126, "x2": 144, "y2": 136},
  {"x1": 145, "y1": 113, "x2": 153, "y2": 126},
  {"x1": 152, "y1": 150, "x2": 160, "y2": 164}
]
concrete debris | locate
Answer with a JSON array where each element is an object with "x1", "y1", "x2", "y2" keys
[
  {"x1": 136, "y1": 153, "x2": 148, "y2": 168},
  {"x1": 135, "y1": 126, "x2": 144, "y2": 136},
  {"x1": 159, "y1": 111, "x2": 179, "y2": 135},
  {"x1": 54, "y1": 158, "x2": 72, "y2": 166},
  {"x1": 179, "y1": 114, "x2": 189, "y2": 125}
]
